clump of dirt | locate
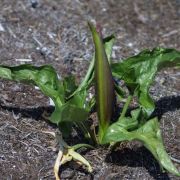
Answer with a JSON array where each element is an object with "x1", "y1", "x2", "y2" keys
[{"x1": 0, "y1": 0, "x2": 179, "y2": 179}]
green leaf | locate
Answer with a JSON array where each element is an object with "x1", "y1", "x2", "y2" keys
[
  {"x1": 112, "y1": 48, "x2": 180, "y2": 118},
  {"x1": 118, "y1": 108, "x2": 141, "y2": 130},
  {"x1": 0, "y1": 64, "x2": 65, "y2": 102},
  {"x1": 68, "y1": 90, "x2": 88, "y2": 109},
  {"x1": 0, "y1": 64, "x2": 65, "y2": 121},
  {"x1": 89, "y1": 22, "x2": 115, "y2": 142},
  {"x1": 52, "y1": 100, "x2": 89, "y2": 137},
  {"x1": 63, "y1": 75, "x2": 78, "y2": 99},
  {"x1": 0, "y1": 64, "x2": 90, "y2": 138},
  {"x1": 103, "y1": 35, "x2": 115, "y2": 63},
  {"x1": 50, "y1": 87, "x2": 89, "y2": 124},
  {"x1": 0, "y1": 64, "x2": 89, "y2": 125},
  {"x1": 50, "y1": 102, "x2": 88, "y2": 124},
  {"x1": 114, "y1": 82, "x2": 126, "y2": 100},
  {"x1": 102, "y1": 117, "x2": 180, "y2": 176}
]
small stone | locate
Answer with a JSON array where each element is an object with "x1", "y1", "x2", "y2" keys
[
  {"x1": 0, "y1": 23, "x2": 5, "y2": 32},
  {"x1": 31, "y1": 0, "x2": 38, "y2": 8}
]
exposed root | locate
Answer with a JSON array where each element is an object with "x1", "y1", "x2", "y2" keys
[
  {"x1": 41, "y1": 130, "x2": 92, "y2": 180},
  {"x1": 54, "y1": 149, "x2": 63, "y2": 180}
]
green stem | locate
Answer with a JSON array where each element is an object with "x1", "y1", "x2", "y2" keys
[
  {"x1": 77, "y1": 122, "x2": 97, "y2": 145},
  {"x1": 72, "y1": 143, "x2": 94, "y2": 151},
  {"x1": 68, "y1": 55, "x2": 95, "y2": 99},
  {"x1": 119, "y1": 95, "x2": 132, "y2": 119},
  {"x1": 84, "y1": 122, "x2": 98, "y2": 145}
]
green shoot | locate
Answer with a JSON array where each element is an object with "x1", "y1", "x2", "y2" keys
[{"x1": 88, "y1": 22, "x2": 115, "y2": 142}]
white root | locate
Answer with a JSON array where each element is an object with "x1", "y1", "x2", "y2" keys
[{"x1": 54, "y1": 149, "x2": 63, "y2": 180}]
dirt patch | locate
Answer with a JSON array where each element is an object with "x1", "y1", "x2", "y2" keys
[{"x1": 0, "y1": 0, "x2": 179, "y2": 179}]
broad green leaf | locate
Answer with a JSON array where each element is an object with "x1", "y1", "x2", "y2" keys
[
  {"x1": 52, "y1": 100, "x2": 89, "y2": 137},
  {"x1": 50, "y1": 102, "x2": 88, "y2": 124},
  {"x1": 102, "y1": 117, "x2": 180, "y2": 176},
  {"x1": 40, "y1": 75, "x2": 89, "y2": 127},
  {"x1": 51, "y1": 88, "x2": 89, "y2": 124},
  {"x1": 0, "y1": 65, "x2": 88, "y2": 124},
  {"x1": 0, "y1": 64, "x2": 64, "y2": 101},
  {"x1": 0, "y1": 64, "x2": 65, "y2": 121},
  {"x1": 112, "y1": 48, "x2": 180, "y2": 118},
  {"x1": 118, "y1": 108, "x2": 141, "y2": 130},
  {"x1": 89, "y1": 22, "x2": 115, "y2": 142},
  {"x1": 68, "y1": 90, "x2": 87, "y2": 109},
  {"x1": 0, "y1": 64, "x2": 90, "y2": 138}
]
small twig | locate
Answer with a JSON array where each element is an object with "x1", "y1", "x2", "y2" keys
[
  {"x1": 170, "y1": 156, "x2": 180, "y2": 164},
  {"x1": 162, "y1": 30, "x2": 179, "y2": 38},
  {"x1": 15, "y1": 59, "x2": 32, "y2": 62}
]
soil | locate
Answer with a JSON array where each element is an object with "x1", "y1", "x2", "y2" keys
[{"x1": 0, "y1": 0, "x2": 180, "y2": 180}]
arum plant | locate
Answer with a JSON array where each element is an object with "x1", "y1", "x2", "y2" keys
[{"x1": 0, "y1": 23, "x2": 180, "y2": 179}]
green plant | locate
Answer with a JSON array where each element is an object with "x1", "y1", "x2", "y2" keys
[{"x1": 0, "y1": 23, "x2": 180, "y2": 179}]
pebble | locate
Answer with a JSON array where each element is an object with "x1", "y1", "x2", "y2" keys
[
  {"x1": 49, "y1": 98, "x2": 55, "y2": 106},
  {"x1": 30, "y1": 0, "x2": 38, "y2": 8},
  {"x1": 0, "y1": 23, "x2": 5, "y2": 32}
]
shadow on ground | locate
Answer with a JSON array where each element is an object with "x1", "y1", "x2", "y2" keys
[
  {"x1": 105, "y1": 147, "x2": 170, "y2": 180},
  {"x1": 153, "y1": 95, "x2": 180, "y2": 119}
]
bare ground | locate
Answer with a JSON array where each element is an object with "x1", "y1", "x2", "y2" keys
[{"x1": 0, "y1": 0, "x2": 180, "y2": 179}]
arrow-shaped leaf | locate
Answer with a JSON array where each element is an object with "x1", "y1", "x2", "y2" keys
[{"x1": 112, "y1": 48, "x2": 180, "y2": 118}]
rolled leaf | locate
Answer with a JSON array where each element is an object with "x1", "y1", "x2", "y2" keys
[
  {"x1": 68, "y1": 34, "x2": 116, "y2": 99},
  {"x1": 89, "y1": 22, "x2": 115, "y2": 142}
]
